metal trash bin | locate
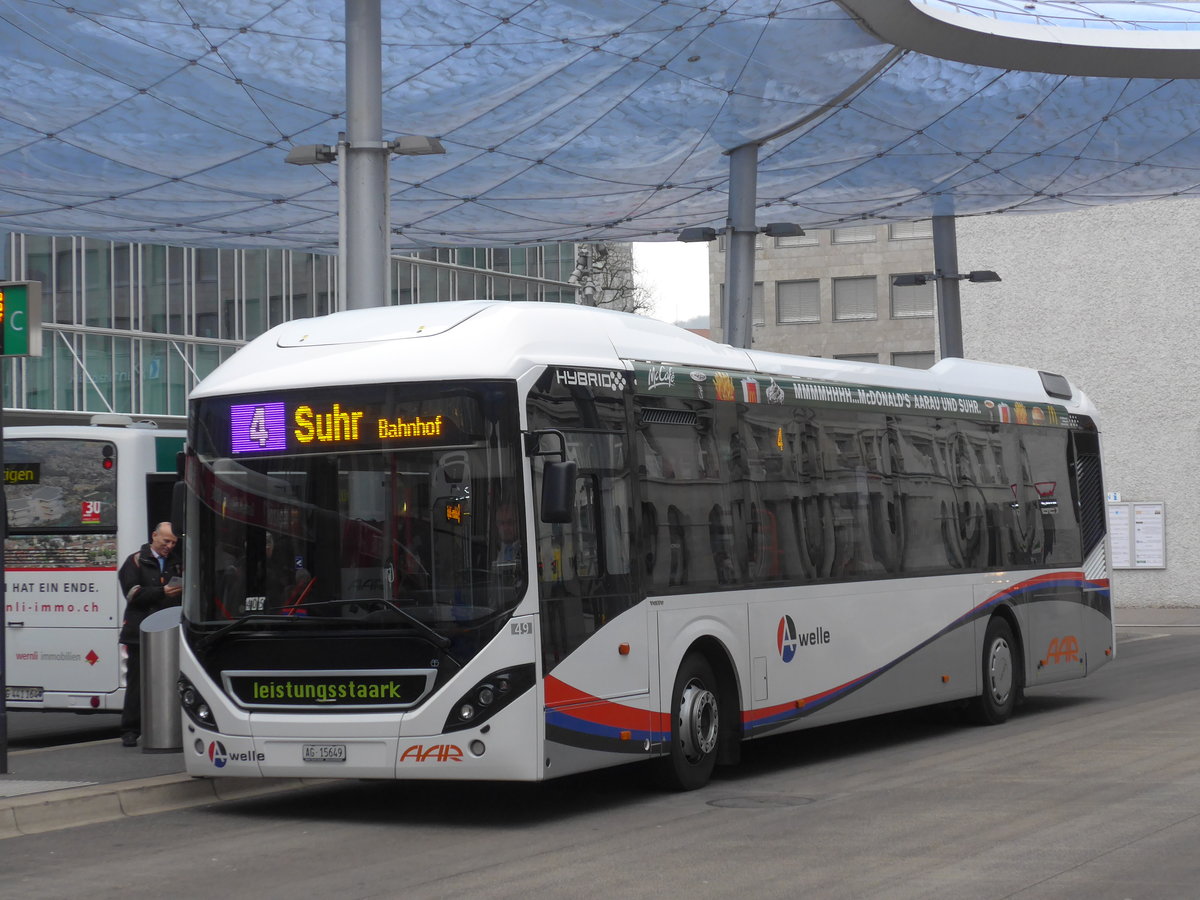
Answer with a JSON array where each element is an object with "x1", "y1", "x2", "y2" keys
[{"x1": 139, "y1": 606, "x2": 183, "y2": 753}]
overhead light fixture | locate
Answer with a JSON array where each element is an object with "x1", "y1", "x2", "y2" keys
[
  {"x1": 893, "y1": 270, "x2": 1001, "y2": 287},
  {"x1": 285, "y1": 144, "x2": 337, "y2": 165},
  {"x1": 676, "y1": 222, "x2": 805, "y2": 242},
  {"x1": 761, "y1": 222, "x2": 804, "y2": 238},
  {"x1": 287, "y1": 137, "x2": 445, "y2": 165},
  {"x1": 389, "y1": 136, "x2": 446, "y2": 156}
]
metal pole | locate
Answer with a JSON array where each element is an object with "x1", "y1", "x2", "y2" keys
[
  {"x1": 337, "y1": 132, "x2": 347, "y2": 309},
  {"x1": 343, "y1": 0, "x2": 389, "y2": 310},
  {"x1": 724, "y1": 143, "x2": 759, "y2": 350},
  {"x1": 0, "y1": 233, "x2": 8, "y2": 773},
  {"x1": 0, "y1": 358, "x2": 6, "y2": 775},
  {"x1": 932, "y1": 214, "x2": 964, "y2": 359}
]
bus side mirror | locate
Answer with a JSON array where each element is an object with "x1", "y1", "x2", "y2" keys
[
  {"x1": 540, "y1": 460, "x2": 577, "y2": 524},
  {"x1": 171, "y1": 476, "x2": 189, "y2": 539},
  {"x1": 171, "y1": 450, "x2": 188, "y2": 538}
]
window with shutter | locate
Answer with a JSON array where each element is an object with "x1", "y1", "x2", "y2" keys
[
  {"x1": 888, "y1": 221, "x2": 933, "y2": 240},
  {"x1": 891, "y1": 279, "x2": 935, "y2": 318},
  {"x1": 832, "y1": 225, "x2": 877, "y2": 244},
  {"x1": 775, "y1": 233, "x2": 819, "y2": 248},
  {"x1": 777, "y1": 280, "x2": 819, "y2": 323},
  {"x1": 833, "y1": 276, "x2": 877, "y2": 320},
  {"x1": 892, "y1": 351, "x2": 935, "y2": 369}
]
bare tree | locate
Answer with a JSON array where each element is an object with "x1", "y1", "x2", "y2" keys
[{"x1": 569, "y1": 242, "x2": 653, "y2": 314}]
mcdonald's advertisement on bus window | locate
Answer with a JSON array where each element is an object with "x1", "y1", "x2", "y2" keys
[
  {"x1": 196, "y1": 384, "x2": 491, "y2": 458},
  {"x1": 629, "y1": 363, "x2": 1076, "y2": 429}
]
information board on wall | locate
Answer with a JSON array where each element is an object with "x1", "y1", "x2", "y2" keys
[{"x1": 1107, "y1": 502, "x2": 1166, "y2": 569}]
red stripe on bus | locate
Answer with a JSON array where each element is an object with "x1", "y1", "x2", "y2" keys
[
  {"x1": 6, "y1": 567, "x2": 118, "y2": 572},
  {"x1": 544, "y1": 675, "x2": 670, "y2": 730}
]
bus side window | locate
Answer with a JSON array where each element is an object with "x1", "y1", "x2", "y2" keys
[{"x1": 667, "y1": 505, "x2": 688, "y2": 586}]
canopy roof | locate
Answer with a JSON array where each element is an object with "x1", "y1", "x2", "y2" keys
[{"x1": 3, "y1": 0, "x2": 1200, "y2": 250}]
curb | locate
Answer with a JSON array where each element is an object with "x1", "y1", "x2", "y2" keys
[{"x1": 0, "y1": 774, "x2": 325, "y2": 840}]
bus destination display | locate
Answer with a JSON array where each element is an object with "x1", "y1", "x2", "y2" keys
[{"x1": 229, "y1": 397, "x2": 470, "y2": 456}]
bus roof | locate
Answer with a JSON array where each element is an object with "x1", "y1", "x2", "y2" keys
[
  {"x1": 191, "y1": 301, "x2": 1098, "y2": 418},
  {"x1": 4, "y1": 423, "x2": 186, "y2": 441}
]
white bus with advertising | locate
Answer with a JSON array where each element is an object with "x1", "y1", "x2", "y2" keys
[
  {"x1": 4, "y1": 420, "x2": 185, "y2": 712},
  {"x1": 178, "y1": 301, "x2": 1112, "y2": 789}
]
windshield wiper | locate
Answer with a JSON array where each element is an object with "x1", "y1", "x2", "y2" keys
[
  {"x1": 309, "y1": 597, "x2": 452, "y2": 650},
  {"x1": 193, "y1": 613, "x2": 336, "y2": 652}
]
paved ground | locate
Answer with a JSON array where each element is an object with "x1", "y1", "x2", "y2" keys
[{"x1": 1, "y1": 605, "x2": 1194, "y2": 839}]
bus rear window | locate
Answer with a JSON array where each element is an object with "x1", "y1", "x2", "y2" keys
[{"x1": 4, "y1": 439, "x2": 118, "y2": 531}]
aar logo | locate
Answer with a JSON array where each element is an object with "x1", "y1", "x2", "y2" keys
[
  {"x1": 400, "y1": 744, "x2": 464, "y2": 763},
  {"x1": 208, "y1": 741, "x2": 228, "y2": 768},
  {"x1": 777, "y1": 615, "x2": 798, "y2": 663},
  {"x1": 1041, "y1": 635, "x2": 1080, "y2": 668}
]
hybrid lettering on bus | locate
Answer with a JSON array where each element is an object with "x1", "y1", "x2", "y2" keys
[{"x1": 178, "y1": 302, "x2": 1112, "y2": 789}]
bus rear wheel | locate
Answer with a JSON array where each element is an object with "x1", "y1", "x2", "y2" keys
[
  {"x1": 971, "y1": 617, "x2": 1020, "y2": 725},
  {"x1": 659, "y1": 652, "x2": 721, "y2": 791}
]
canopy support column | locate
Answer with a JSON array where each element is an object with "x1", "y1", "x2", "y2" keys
[
  {"x1": 343, "y1": 0, "x2": 390, "y2": 311},
  {"x1": 933, "y1": 215, "x2": 964, "y2": 359},
  {"x1": 724, "y1": 143, "x2": 760, "y2": 350}
]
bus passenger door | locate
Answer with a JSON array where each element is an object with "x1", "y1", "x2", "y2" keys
[
  {"x1": 535, "y1": 434, "x2": 652, "y2": 770},
  {"x1": 539, "y1": 467, "x2": 648, "y2": 699},
  {"x1": 1010, "y1": 430, "x2": 1087, "y2": 686}
]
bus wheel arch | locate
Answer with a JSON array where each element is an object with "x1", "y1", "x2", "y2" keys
[{"x1": 971, "y1": 610, "x2": 1025, "y2": 725}]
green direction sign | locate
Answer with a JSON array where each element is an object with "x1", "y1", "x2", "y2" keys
[{"x1": 0, "y1": 281, "x2": 43, "y2": 357}]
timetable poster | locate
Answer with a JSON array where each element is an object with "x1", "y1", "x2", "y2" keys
[
  {"x1": 1132, "y1": 503, "x2": 1166, "y2": 568},
  {"x1": 1107, "y1": 502, "x2": 1166, "y2": 569}
]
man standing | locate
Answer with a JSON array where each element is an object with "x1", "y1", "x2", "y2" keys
[{"x1": 117, "y1": 522, "x2": 182, "y2": 747}]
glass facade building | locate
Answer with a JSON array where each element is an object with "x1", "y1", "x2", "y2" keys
[{"x1": 2, "y1": 234, "x2": 579, "y2": 426}]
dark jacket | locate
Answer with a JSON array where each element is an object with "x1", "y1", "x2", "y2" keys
[{"x1": 118, "y1": 542, "x2": 183, "y2": 644}]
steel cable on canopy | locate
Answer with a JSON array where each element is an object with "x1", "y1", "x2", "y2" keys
[{"x1": 3, "y1": 0, "x2": 1200, "y2": 248}]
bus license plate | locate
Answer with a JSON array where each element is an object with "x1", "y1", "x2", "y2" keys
[
  {"x1": 302, "y1": 743, "x2": 346, "y2": 762},
  {"x1": 5, "y1": 686, "x2": 44, "y2": 701}
]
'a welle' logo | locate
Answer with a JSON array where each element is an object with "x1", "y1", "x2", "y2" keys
[
  {"x1": 777, "y1": 616, "x2": 832, "y2": 663},
  {"x1": 207, "y1": 740, "x2": 265, "y2": 768}
]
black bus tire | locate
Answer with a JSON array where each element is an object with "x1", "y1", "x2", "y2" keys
[
  {"x1": 971, "y1": 617, "x2": 1020, "y2": 725},
  {"x1": 658, "y1": 652, "x2": 721, "y2": 791}
]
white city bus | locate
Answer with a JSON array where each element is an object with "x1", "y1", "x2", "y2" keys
[
  {"x1": 179, "y1": 302, "x2": 1112, "y2": 788},
  {"x1": 4, "y1": 419, "x2": 185, "y2": 712}
]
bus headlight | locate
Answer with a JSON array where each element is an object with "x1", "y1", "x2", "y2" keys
[
  {"x1": 443, "y1": 664, "x2": 535, "y2": 733},
  {"x1": 178, "y1": 676, "x2": 218, "y2": 731}
]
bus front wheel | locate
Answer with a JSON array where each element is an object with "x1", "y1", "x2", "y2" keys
[
  {"x1": 659, "y1": 652, "x2": 721, "y2": 791},
  {"x1": 971, "y1": 617, "x2": 1020, "y2": 725}
]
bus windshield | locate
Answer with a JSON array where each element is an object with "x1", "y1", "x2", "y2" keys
[{"x1": 186, "y1": 382, "x2": 525, "y2": 657}]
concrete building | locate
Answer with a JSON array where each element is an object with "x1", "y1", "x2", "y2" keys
[
  {"x1": 707, "y1": 222, "x2": 937, "y2": 367},
  {"x1": 956, "y1": 200, "x2": 1197, "y2": 608}
]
